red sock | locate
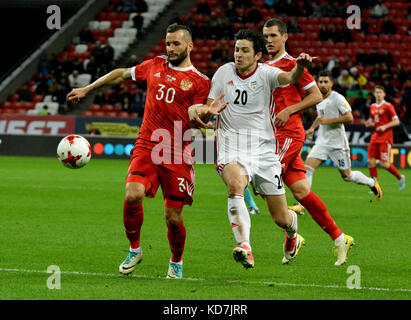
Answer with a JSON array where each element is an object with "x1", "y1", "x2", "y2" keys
[
  {"x1": 299, "y1": 191, "x2": 343, "y2": 241},
  {"x1": 167, "y1": 220, "x2": 186, "y2": 263},
  {"x1": 387, "y1": 164, "x2": 402, "y2": 180},
  {"x1": 123, "y1": 200, "x2": 143, "y2": 249},
  {"x1": 369, "y1": 167, "x2": 378, "y2": 179}
]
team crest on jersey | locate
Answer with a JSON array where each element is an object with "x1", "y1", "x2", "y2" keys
[
  {"x1": 379, "y1": 109, "x2": 384, "y2": 114},
  {"x1": 180, "y1": 79, "x2": 193, "y2": 91},
  {"x1": 166, "y1": 74, "x2": 176, "y2": 82},
  {"x1": 250, "y1": 81, "x2": 257, "y2": 90}
]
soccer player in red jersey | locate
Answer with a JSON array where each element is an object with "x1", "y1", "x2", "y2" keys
[
  {"x1": 263, "y1": 18, "x2": 354, "y2": 266},
  {"x1": 365, "y1": 85, "x2": 405, "y2": 190},
  {"x1": 66, "y1": 24, "x2": 227, "y2": 278}
]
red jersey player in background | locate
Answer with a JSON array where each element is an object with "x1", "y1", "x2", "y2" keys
[
  {"x1": 263, "y1": 18, "x2": 354, "y2": 266},
  {"x1": 66, "y1": 24, "x2": 227, "y2": 279},
  {"x1": 365, "y1": 85, "x2": 405, "y2": 190}
]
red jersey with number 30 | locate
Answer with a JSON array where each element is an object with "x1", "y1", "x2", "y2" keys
[
  {"x1": 265, "y1": 52, "x2": 316, "y2": 141},
  {"x1": 369, "y1": 100, "x2": 398, "y2": 144},
  {"x1": 131, "y1": 56, "x2": 210, "y2": 160}
]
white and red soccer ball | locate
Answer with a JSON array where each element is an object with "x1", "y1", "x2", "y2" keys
[{"x1": 57, "y1": 135, "x2": 91, "y2": 169}]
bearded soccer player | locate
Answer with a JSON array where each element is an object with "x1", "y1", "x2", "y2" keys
[
  {"x1": 365, "y1": 85, "x2": 405, "y2": 190},
  {"x1": 263, "y1": 18, "x2": 354, "y2": 266},
  {"x1": 305, "y1": 70, "x2": 382, "y2": 199},
  {"x1": 66, "y1": 24, "x2": 226, "y2": 279}
]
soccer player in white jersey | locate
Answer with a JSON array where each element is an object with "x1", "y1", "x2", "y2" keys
[
  {"x1": 304, "y1": 70, "x2": 382, "y2": 200},
  {"x1": 189, "y1": 29, "x2": 314, "y2": 268}
]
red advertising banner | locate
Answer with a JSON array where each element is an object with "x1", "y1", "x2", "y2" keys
[{"x1": 0, "y1": 115, "x2": 75, "y2": 134}]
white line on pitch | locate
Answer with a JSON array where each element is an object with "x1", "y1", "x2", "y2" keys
[{"x1": 0, "y1": 267, "x2": 410, "y2": 293}]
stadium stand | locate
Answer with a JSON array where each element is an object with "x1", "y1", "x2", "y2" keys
[{"x1": 1, "y1": 0, "x2": 410, "y2": 127}]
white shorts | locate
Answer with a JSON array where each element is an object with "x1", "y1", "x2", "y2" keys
[
  {"x1": 307, "y1": 144, "x2": 351, "y2": 171},
  {"x1": 216, "y1": 143, "x2": 285, "y2": 196}
]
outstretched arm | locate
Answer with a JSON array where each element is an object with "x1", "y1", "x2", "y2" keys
[
  {"x1": 277, "y1": 53, "x2": 315, "y2": 86},
  {"x1": 66, "y1": 68, "x2": 132, "y2": 104}
]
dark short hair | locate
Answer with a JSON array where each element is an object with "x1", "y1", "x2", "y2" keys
[
  {"x1": 374, "y1": 85, "x2": 385, "y2": 92},
  {"x1": 263, "y1": 18, "x2": 287, "y2": 35},
  {"x1": 318, "y1": 70, "x2": 333, "y2": 80},
  {"x1": 166, "y1": 23, "x2": 192, "y2": 42},
  {"x1": 234, "y1": 29, "x2": 266, "y2": 55}
]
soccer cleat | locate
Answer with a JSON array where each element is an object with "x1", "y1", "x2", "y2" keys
[
  {"x1": 119, "y1": 249, "x2": 143, "y2": 275},
  {"x1": 249, "y1": 207, "x2": 260, "y2": 215},
  {"x1": 288, "y1": 203, "x2": 305, "y2": 215},
  {"x1": 399, "y1": 175, "x2": 405, "y2": 191},
  {"x1": 233, "y1": 244, "x2": 255, "y2": 269},
  {"x1": 166, "y1": 261, "x2": 183, "y2": 279},
  {"x1": 334, "y1": 234, "x2": 355, "y2": 266},
  {"x1": 282, "y1": 233, "x2": 305, "y2": 264},
  {"x1": 371, "y1": 179, "x2": 382, "y2": 200}
]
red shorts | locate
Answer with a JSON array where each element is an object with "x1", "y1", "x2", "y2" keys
[
  {"x1": 368, "y1": 142, "x2": 392, "y2": 162},
  {"x1": 277, "y1": 136, "x2": 306, "y2": 186},
  {"x1": 126, "y1": 147, "x2": 195, "y2": 209}
]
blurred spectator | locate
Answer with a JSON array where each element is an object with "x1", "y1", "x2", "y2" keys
[
  {"x1": 348, "y1": 67, "x2": 367, "y2": 90},
  {"x1": 311, "y1": 1, "x2": 324, "y2": 18},
  {"x1": 221, "y1": 44, "x2": 232, "y2": 62},
  {"x1": 49, "y1": 53, "x2": 60, "y2": 75},
  {"x1": 114, "y1": 0, "x2": 126, "y2": 13},
  {"x1": 133, "y1": 12, "x2": 144, "y2": 33},
  {"x1": 352, "y1": 90, "x2": 367, "y2": 112},
  {"x1": 369, "y1": 48, "x2": 382, "y2": 65},
  {"x1": 369, "y1": 63, "x2": 382, "y2": 82},
  {"x1": 86, "y1": 56, "x2": 98, "y2": 80},
  {"x1": 94, "y1": 91, "x2": 107, "y2": 105},
  {"x1": 19, "y1": 84, "x2": 32, "y2": 102},
  {"x1": 72, "y1": 57, "x2": 85, "y2": 74},
  {"x1": 380, "y1": 16, "x2": 397, "y2": 35},
  {"x1": 135, "y1": 0, "x2": 148, "y2": 13},
  {"x1": 53, "y1": 84, "x2": 67, "y2": 105},
  {"x1": 224, "y1": 1, "x2": 238, "y2": 23},
  {"x1": 217, "y1": 12, "x2": 233, "y2": 40},
  {"x1": 287, "y1": 18, "x2": 299, "y2": 34},
  {"x1": 328, "y1": 24, "x2": 341, "y2": 43},
  {"x1": 127, "y1": 54, "x2": 139, "y2": 67},
  {"x1": 247, "y1": 5, "x2": 262, "y2": 25},
  {"x1": 395, "y1": 64, "x2": 408, "y2": 83},
  {"x1": 234, "y1": 0, "x2": 251, "y2": 9},
  {"x1": 356, "y1": 48, "x2": 369, "y2": 66},
  {"x1": 79, "y1": 27, "x2": 94, "y2": 44},
  {"x1": 197, "y1": 0, "x2": 211, "y2": 16},
  {"x1": 184, "y1": 12, "x2": 198, "y2": 38},
  {"x1": 35, "y1": 72, "x2": 49, "y2": 95},
  {"x1": 68, "y1": 70, "x2": 81, "y2": 88},
  {"x1": 326, "y1": 55, "x2": 338, "y2": 72},
  {"x1": 205, "y1": 12, "x2": 220, "y2": 39},
  {"x1": 382, "y1": 78, "x2": 396, "y2": 100},
  {"x1": 263, "y1": 0, "x2": 275, "y2": 9},
  {"x1": 61, "y1": 55, "x2": 74, "y2": 75},
  {"x1": 92, "y1": 41, "x2": 106, "y2": 67},
  {"x1": 370, "y1": 0, "x2": 389, "y2": 19},
  {"x1": 133, "y1": 88, "x2": 145, "y2": 116},
  {"x1": 337, "y1": 69, "x2": 351, "y2": 93},
  {"x1": 48, "y1": 76, "x2": 60, "y2": 95},
  {"x1": 235, "y1": 9, "x2": 247, "y2": 25},
  {"x1": 124, "y1": 0, "x2": 137, "y2": 12},
  {"x1": 401, "y1": 79, "x2": 411, "y2": 125},
  {"x1": 102, "y1": 43, "x2": 114, "y2": 67},
  {"x1": 319, "y1": 25, "x2": 330, "y2": 41},
  {"x1": 38, "y1": 105, "x2": 50, "y2": 116},
  {"x1": 301, "y1": 1, "x2": 313, "y2": 17},
  {"x1": 331, "y1": 60, "x2": 342, "y2": 80},
  {"x1": 361, "y1": 92, "x2": 374, "y2": 119},
  {"x1": 122, "y1": 96, "x2": 133, "y2": 113},
  {"x1": 381, "y1": 49, "x2": 393, "y2": 68},
  {"x1": 38, "y1": 53, "x2": 50, "y2": 75}
]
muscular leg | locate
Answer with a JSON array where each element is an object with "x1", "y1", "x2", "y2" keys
[
  {"x1": 123, "y1": 182, "x2": 146, "y2": 249},
  {"x1": 164, "y1": 206, "x2": 186, "y2": 263},
  {"x1": 304, "y1": 157, "x2": 324, "y2": 189},
  {"x1": 368, "y1": 157, "x2": 378, "y2": 179}
]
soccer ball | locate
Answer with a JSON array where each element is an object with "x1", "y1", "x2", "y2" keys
[{"x1": 57, "y1": 135, "x2": 91, "y2": 169}]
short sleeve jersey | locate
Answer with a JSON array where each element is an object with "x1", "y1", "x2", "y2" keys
[
  {"x1": 369, "y1": 100, "x2": 398, "y2": 144},
  {"x1": 208, "y1": 62, "x2": 283, "y2": 148},
  {"x1": 131, "y1": 56, "x2": 210, "y2": 159},
  {"x1": 315, "y1": 90, "x2": 351, "y2": 148},
  {"x1": 265, "y1": 52, "x2": 316, "y2": 141}
]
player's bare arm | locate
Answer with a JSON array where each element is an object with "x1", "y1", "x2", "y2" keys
[
  {"x1": 306, "y1": 117, "x2": 321, "y2": 140},
  {"x1": 365, "y1": 119, "x2": 375, "y2": 127},
  {"x1": 277, "y1": 53, "x2": 315, "y2": 86},
  {"x1": 376, "y1": 118, "x2": 400, "y2": 132},
  {"x1": 274, "y1": 85, "x2": 322, "y2": 128},
  {"x1": 188, "y1": 93, "x2": 228, "y2": 128},
  {"x1": 66, "y1": 68, "x2": 132, "y2": 104},
  {"x1": 318, "y1": 111, "x2": 353, "y2": 125}
]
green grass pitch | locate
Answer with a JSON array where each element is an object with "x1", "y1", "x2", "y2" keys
[{"x1": 0, "y1": 155, "x2": 410, "y2": 300}]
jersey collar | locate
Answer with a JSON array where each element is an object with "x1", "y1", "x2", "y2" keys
[
  {"x1": 267, "y1": 52, "x2": 287, "y2": 64},
  {"x1": 236, "y1": 63, "x2": 258, "y2": 80},
  {"x1": 168, "y1": 63, "x2": 194, "y2": 71}
]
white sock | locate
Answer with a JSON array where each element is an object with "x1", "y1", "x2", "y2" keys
[
  {"x1": 129, "y1": 246, "x2": 141, "y2": 253},
  {"x1": 285, "y1": 209, "x2": 298, "y2": 238},
  {"x1": 305, "y1": 165, "x2": 315, "y2": 189},
  {"x1": 170, "y1": 259, "x2": 183, "y2": 265},
  {"x1": 228, "y1": 195, "x2": 251, "y2": 245},
  {"x1": 346, "y1": 171, "x2": 375, "y2": 188},
  {"x1": 334, "y1": 233, "x2": 345, "y2": 246}
]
